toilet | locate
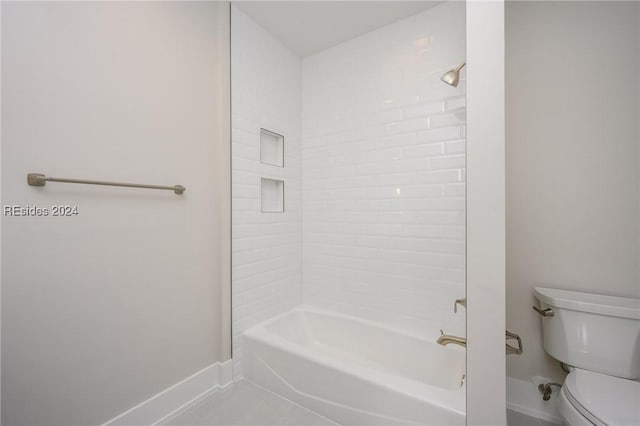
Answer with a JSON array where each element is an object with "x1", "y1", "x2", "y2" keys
[{"x1": 534, "y1": 287, "x2": 640, "y2": 426}]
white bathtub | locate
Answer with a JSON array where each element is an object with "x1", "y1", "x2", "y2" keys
[{"x1": 242, "y1": 306, "x2": 466, "y2": 425}]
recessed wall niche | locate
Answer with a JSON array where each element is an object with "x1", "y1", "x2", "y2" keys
[
  {"x1": 261, "y1": 178, "x2": 284, "y2": 213},
  {"x1": 260, "y1": 128, "x2": 284, "y2": 167}
]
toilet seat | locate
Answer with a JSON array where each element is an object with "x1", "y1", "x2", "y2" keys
[
  {"x1": 561, "y1": 369, "x2": 640, "y2": 426},
  {"x1": 559, "y1": 386, "x2": 601, "y2": 426},
  {"x1": 560, "y1": 382, "x2": 604, "y2": 426}
]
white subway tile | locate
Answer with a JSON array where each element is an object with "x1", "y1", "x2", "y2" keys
[
  {"x1": 232, "y1": 6, "x2": 303, "y2": 377},
  {"x1": 415, "y1": 126, "x2": 462, "y2": 144},
  {"x1": 429, "y1": 111, "x2": 466, "y2": 129},
  {"x1": 301, "y1": 2, "x2": 466, "y2": 338},
  {"x1": 445, "y1": 139, "x2": 466, "y2": 154},
  {"x1": 429, "y1": 154, "x2": 466, "y2": 170},
  {"x1": 377, "y1": 134, "x2": 416, "y2": 149},
  {"x1": 403, "y1": 142, "x2": 445, "y2": 158},
  {"x1": 403, "y1": 101, "x2": 444, "y2": 119},
  {"x1": 234, "y1": 1, "x2": 466, "y2": 365},
  {"x1": 444, "y1": 183, "x2": 465, "y2": 197},
  {"x1": 445, "y1": 96, "x2": 466, "y2": 111},
  {"x1": 386, "y1": 117, "x2": 429, "y2": 135},
  {"x1": 368, "y1": 108, "x2": 404, "y2": 125},
  {"x1": 415, "y1": 169, "x2": 460, "y2": 184}
]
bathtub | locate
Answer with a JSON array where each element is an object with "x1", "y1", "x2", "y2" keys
[{"x1": 242, "y1": 306, "x2": 466, "y2": 425}]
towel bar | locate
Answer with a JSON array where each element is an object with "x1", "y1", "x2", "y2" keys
[{"x1": 27, "y1": 173, "x2": 185, "y2": 195}]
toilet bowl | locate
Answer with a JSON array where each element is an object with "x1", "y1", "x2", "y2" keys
[
  {"x1": 534, "y1": 287, "x2": 640, "y2": 426},
  {"x1": 557, "y1": 369, "x2": 640, "y2": 426}
]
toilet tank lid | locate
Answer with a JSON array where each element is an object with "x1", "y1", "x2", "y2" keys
[{"x1": 534, "y1": 287, "x2": 640, "y2": 319}]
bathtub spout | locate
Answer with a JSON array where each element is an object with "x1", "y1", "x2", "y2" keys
[{"x1": 437, "y1": 330, "x2": 467, "y2": 348}]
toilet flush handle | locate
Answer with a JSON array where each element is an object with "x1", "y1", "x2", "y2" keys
[{"x1": 533, "y1": 305, "x2": 554, "y2": 317}]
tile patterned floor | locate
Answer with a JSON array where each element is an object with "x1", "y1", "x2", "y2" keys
[
  {"x1": 160, "y1": 380, "x2": 336, "y2": 426},
  {"x1": 507, "y1": 409, "x2": 561, "y2": 426},
  {"x1": 162, "y1": 380, "x2": 558, "y2": 426}
]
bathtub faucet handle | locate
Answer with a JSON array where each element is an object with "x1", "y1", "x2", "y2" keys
[{"x1": 454, "y1": 298, "x2": 466, "y2": 313}]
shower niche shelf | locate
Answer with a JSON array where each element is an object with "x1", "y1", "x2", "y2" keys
[
  {"x1": 260, "y1": 128, "x2": 284, "y2": 167},
  {"x1": 261, "y1": 178, "x2": 284, "y2": 213}
]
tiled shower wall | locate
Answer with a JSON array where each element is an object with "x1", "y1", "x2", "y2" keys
[
  {"x1": 231, "y1": 6, "x2": 302, "y2": 376},
  {"x1": 301, "y1": 2, "x2": 466, "y2": 336},
  {"x1": 232, "y1": 2, "x2": 466, "y2": 376}
]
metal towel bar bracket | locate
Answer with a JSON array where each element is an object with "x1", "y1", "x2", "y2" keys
[
  {"x1": 27, "y1": 173, "x2": 185, "y2": 195},
  {"x1": 506, "y1": 330, "x2": 523, "y2": 355}
]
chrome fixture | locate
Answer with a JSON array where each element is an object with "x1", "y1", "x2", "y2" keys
[
  {"x1": 440, "y1": 62, "x2": 466, "y2": 87},
  {"x1": 437, "y1": 329, "x2": 523, "y2": 354},
  {"x1": 27, "y1": 173, "x2": 185, "y2": 195},
  {"x1": 437, "y1": 330, "x2": 466, "y2": 348},
  {"x1": 533, "y1": 305, "x2": 554, "y2": 317},
  {"x1": 454, "y1": 297, "x2": 466, "y2": 313},
  {"x1": 505, "y1": 330, "x2": 523, "y2": 355},
  {"x1": 538, "y1": 382, "x2": 562, "y2": 401}
]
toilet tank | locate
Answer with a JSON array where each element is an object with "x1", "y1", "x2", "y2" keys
[{"x1": 534, "y1": 287, "x2": 640, "y2": 379}]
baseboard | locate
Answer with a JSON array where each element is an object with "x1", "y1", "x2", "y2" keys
[
  {"x1": 103, "y1": 360, "x2": 233, "y2": 426},
  {"x1": 103, "y1": 366, "x2": 558, "y2": 426},
  {"x1": 506, "y1": 376, "x2": 562, "y2": 424}
]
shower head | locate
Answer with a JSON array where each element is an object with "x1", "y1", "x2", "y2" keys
[{"x1": 440, "y1": 62, "x2": 466, "y2": 87}]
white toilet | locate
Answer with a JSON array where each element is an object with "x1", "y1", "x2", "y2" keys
[{"x1": 534, "y1": 287, "x2": 640, "y2": 426}]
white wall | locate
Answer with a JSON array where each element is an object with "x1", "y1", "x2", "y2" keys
[
  {"x1": 1, "y1": 2, "x2": 230, "y2": 425},
  {"x1": 231, "y1": 6, "x2": 302, "y2": 377},
  {"x1": 466, "y1": 1, "x2": 506, "y2": 424},
  {"x1": 506, "y1": 1, "x2": 640, "y2": 383},
  {"x1": 301, "y1": 2, "x2": 466, "y2": 337}
]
